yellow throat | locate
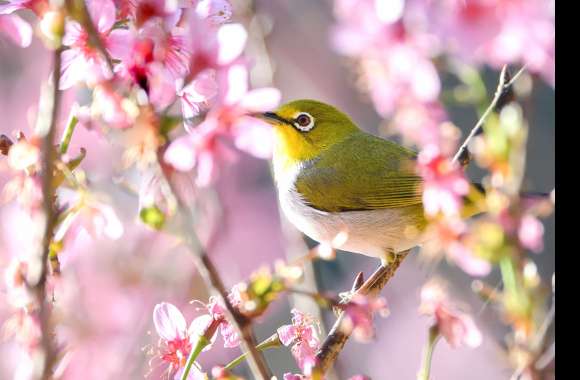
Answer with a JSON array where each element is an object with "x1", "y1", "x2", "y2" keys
[{"x1": 262, "y1": 100, "x2": 360, "y2": 174}]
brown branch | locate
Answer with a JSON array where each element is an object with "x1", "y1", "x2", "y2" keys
[
  {"x1": 30, "y1": 46, "x2": 64, "y2": 380},
  {"x1": 314, "y1": 251, "x2": 409, "y2": 374},
  {"x1": 157, "y1": 162, "x2": 272, "y2": 380},
  {"x1": 453, "y1": 65, "x2": 515, "y2": 166}
]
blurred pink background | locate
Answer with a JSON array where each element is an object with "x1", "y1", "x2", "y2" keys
[{"x1": 0, "y1": 1, "x2": 554, "y2": 379}]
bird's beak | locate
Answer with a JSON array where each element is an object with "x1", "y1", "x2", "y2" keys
[{"x1": 249, "y1": 112, "x2": 289, "y2": 126}]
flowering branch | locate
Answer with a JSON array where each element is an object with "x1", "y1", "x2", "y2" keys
[
  {"x1": 157, "y1": 160, "x2": 272, "y2": 380},
  {"x1": 314, "y1": 251, "x2": 410, "y2": 374},
  {"x1": 30, "y1": 45, "x2": 64, "y2": 380}
]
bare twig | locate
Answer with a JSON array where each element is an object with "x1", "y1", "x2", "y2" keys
[
  {"x1": 30, "y1": 46, "x2": 64, "y2": 380},
  {"x1": 314, "y1": 251, "x2": 409, "y2": 373},
  {"x1": 157, "y1": 160, "x2": 272, "y2": 380},
  {"x1": 453, "y1": 65, "x2": 515, "y2": 166}
]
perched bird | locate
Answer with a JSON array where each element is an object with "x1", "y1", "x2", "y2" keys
[{"x1": 256, "y1": 99, "x2": 478, "y2": 264}]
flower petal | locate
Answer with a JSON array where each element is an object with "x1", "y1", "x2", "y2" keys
[
  {"x1": 216, "y1": 23, "x2": 247, "y2": 65},
  {"x1": 239, "y1": 88, "x2": 281, "y2": 113},
  {"x1": 107, "y1": 29, "x2": 135, "y2": 62},
  {"x1": 164, "y1": 135, "x2": 197, "y2": 172},
  {"x1": 219, "y1": 61, "x2": 248, "y2": 105},
  {"x1": 277, "y1": 324, "x2": 297, "y2": 346},
  {"x1": 0, "y1": 14, "x2": 32, "y2": 48},
  {"x1": 153, "y1": 302, "x2": 188, "y2": 341},
  {"x1": 87, "y1": 0, "x2": 116, "y2": 33},
  {"x1": 232, "y1": 116, "x2": 273, "y2": 159}
]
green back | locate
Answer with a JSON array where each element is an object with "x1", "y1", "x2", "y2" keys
[{"x1": 295, "y1": 132, "x2": 423, "y2": 212}]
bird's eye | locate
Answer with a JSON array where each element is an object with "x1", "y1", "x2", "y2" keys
[{"x1": 294, "y1": 112, "x2": 314, "y2": 131}]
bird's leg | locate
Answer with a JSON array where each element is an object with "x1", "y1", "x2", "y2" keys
[
  {"x1": 337, "y1": 249, "x2": 395, "y2": 307},
  {"x1": 380, "y1": 249, "x2": 396, "y2": 267}
]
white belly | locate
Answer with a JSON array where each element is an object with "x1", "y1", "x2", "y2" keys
[{"x1": 277, "y1": 180, "x2": 427, "y2": 259}]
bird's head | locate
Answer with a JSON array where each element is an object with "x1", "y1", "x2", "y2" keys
[{"x1": 256, "y1": 99, "x2": 360, "y2": 167}]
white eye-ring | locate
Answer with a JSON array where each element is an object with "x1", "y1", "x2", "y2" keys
[{"x1": 293, "y1": 112, "x2": 315, "y2": 132}]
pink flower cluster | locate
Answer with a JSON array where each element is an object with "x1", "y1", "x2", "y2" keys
[{"x1": 427, "y1": 0, "x2": 555, "y2": 85}]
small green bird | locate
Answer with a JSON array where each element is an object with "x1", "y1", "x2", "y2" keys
[{"x1": 257, "y1": 99, "x2": 470, "y2": 263}]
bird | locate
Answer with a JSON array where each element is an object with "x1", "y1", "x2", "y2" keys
[{"x1": 255, "y1": 99, "x2": 479, "y2": 265}]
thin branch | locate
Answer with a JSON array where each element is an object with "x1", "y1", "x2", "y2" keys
[
  {"x1": 453, "y1": 65, "x2": 516, "y2": 166},
  {"x1": 157, "y1": 160, "x2": 272, "y2": 380},
  {"x1": 30, "y1": 46, "x2": 64, "y2": 380},
  {"x1": 314, "y1": 251, "x2": 409, "y2": 373}
]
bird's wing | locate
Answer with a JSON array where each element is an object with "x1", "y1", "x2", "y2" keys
[{"x1": 295, "y1": 133, "x2": 423, "y2": 212}]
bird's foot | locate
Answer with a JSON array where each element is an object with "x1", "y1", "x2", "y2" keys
[{"x1": 380, "y1": 250, "x2": 396, "y2": 267}]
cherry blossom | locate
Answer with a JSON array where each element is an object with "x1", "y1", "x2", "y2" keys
[
  {"x1": 60, "y1": 0, "x2": 125, "y2": 89},
  {"x1": 417, "y1": 145, "x2": 470, "y2": 217},
  {"x1": 340, "y1": 294, "x2": 389, "y2": 342},
  {"x1": 517, "y1": 214, "x2": 544, "y2": 253},
  {"x1": 419, "y1": 281, "x2": 482, "y2": 348},
  {"x1": 152, "y1": 302, "x2": 206, "y2": 379},
  {"x1": 277, "y1": 309, "x2": 320, "y2": 375},
  {"x1": 426, "y1": 0, "x2": 555, "y2": 86},
  {"x1": 164, "y1": 62, "x2": 279, "y2": 186}
]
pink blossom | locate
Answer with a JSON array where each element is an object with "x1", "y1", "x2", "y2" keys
[
  {"x1": 60, "y1": 0, "x2": 123, "y2": 89},
  {"x1": 113, "y1": 33, "x2": 178, "y2": 109},
  {"x1": 427, "y1": 0, "x2": 555, "y2": 85},
  {"x1": 341, "y1": 294, "x2": 389, "y2": 342},
  {"x1": 424, "y1": 218, "x2": 492, "y2": 276},
  {"x1": 205, "y1": 296, "x2": 240, "y2": 348},
  {"x1": 187, "y1": 15, "x2": 245, "y2": 78},
  {"x1": 348, "y1": 376, "x2": 371, "y2": 380},
  {"x1": 54, "y1": 196, "x2": 124, "y2": 244},
  {"x1": 152, "y1": 302, "x2": 206, "y2": 379},
  {"x1": 388, "y1": 100, "x2": 448, "y2": 150},
  {"x1": 179, "y1": 69, "x2": 218, "y2": 121},
  {"x1": 332, "y1": 2, "x2": 441, "y2": 118},
  {"x1": 518, "y1": 214, "x2": 544, "y2": 253},
  {"x1": 0, "y1": 14, "x2": 32, "y2": 47},
  {"x1": 188, "y1": 296, "x2": 240, "y2": 349},
  {"x1": 121, "y1": 0, "x2": 188, "y2": 28},
  {"x1": 210, "y1": 365, "x2": 244, "y2": 380},
  {"x1": 419, "y1": 281, "x2": 482, "y2": 348},
  {"x1": 418, "y1": 145, "x2": 470, "y2": 217},
  {"x1": 2, "y1": 135, "x2": 43, "y2": 209},
  {"x1": 0, "y1": 0, "x2": 47, "y2": 16},
  {"x1": 164, "y1": 62, "x2": 279, "y2": 186},
  {"x1": 111, "y1": 19, "x2": 192, "y2": 109},
  {"x1": 90, "y1": 84, "x2": 136, "y2": 128},
  {"x1": 446, "y1": 239, "x2": 492, "y2": 277},
  {"x1": 277, "y1": 309, "x2": 320, "y2": 375}
]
